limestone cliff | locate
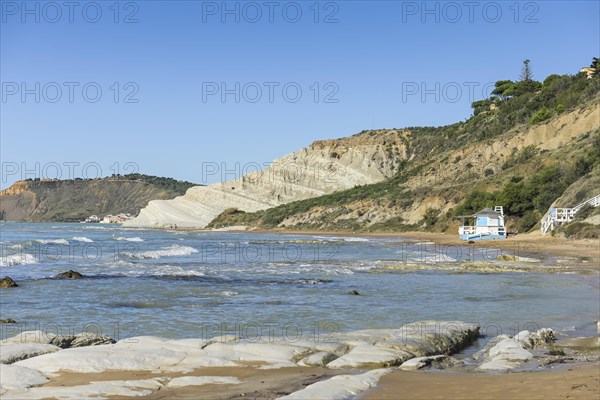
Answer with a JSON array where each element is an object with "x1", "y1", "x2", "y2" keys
[
  {"x1": 124, "y1": 134, "x2": 410, "y2": 227},
  {"x1": 127, "y1": 72, "x2": 600, "y2": 231}
]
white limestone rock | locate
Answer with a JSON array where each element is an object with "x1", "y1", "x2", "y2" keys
[
  {"x1": 15, "y1": 336, "x2": 232, "y2": 375},
  {"x1": 166, "y1": 376, "x2": 241, "y2": 388},
  {"x1": 202, "y1": 341, "x2": 312, "y2": 368},
  {"x1": 326, "y1": 344, "x2": 410, "y2": 369},
  {"x1": 8, "y1": 321, "x2": 480, "y2": 385},
  {"x1": 0, "y1": 364, "x2": 49, "y2": 394},
  {"x1": 0, "y1": 343, "x2": 61, "y2": 364},
  {"x1": 516, "y1": 328, "x2": 555, "y2": 349},
  {"x1": 299, "y1": 351, "x2": 339, "y2": 367},
  {"x1": 399, "y1": 355, "x2": 447, "y2": 370},
  {"x1": 478, "y1": 338, "x2": 533, "y2": 371},
  {"x1": 124, "y1": 137, "x2": 405, "y2": 228},
  {"x1": 277, "y1": 369, "x2": 390, "y2": 400},
  {"x1": 2, "y1": 379, "x2": 163, "y2": 400},
  {"x1": 1, "y1": 330, "x2": 114, "y2": 348}
]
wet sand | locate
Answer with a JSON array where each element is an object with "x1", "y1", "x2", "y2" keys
[{"x1": 360, "y1": 362, "x2": 600, "y2": 400}]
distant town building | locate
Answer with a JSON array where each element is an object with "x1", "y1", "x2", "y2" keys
[
  {"x1": 100, "y1": 213, "x2": 134, "y2": 224},
  {"x1": 84, "y1": 215, "x2": 101, "y2": 223}
]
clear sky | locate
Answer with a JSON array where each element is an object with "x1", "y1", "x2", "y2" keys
[{"x1": 1, "y1": 0, "x2": 598, "y2": 187}]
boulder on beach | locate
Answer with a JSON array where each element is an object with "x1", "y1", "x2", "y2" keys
[
  {"x1": 477, "y1": 328, "x2": 555, "y2": 371},
  {"x1": 49, "y1": 332, "x2": 116, "y2": 348},
  {"x1": 55, "y1": 270, "x2": 84, "y2": 279},
  {"x1": 0, "y1": 276, "x2": 18, "y2": 288},
  {"x1": 400, "y1": 355, "x2": 447, "y2": 370},
  {"x1": 2, "y1": 330, "x2": 116, "y2": 348}
]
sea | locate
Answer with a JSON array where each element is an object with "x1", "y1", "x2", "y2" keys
[{"x1": 1, "y1": 222, "x2": 598, "y2": 343}]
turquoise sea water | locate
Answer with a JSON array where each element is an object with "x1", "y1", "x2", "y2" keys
[{"x1": 1, "y1": 223, "x2": 598, "y2": 341}]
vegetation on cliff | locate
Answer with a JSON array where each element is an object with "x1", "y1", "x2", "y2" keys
[{"x1": 209, "y1": 61, "x2": 600, "y2": 234}]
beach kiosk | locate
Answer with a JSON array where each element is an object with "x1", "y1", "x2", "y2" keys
[{"x1": 458, "y1": 206, "x2": 507, "y2": 241}]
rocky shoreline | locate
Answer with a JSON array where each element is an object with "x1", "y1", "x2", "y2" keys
[{"x1": 1, "y1": 321, "x2": 598, "y2": 399}]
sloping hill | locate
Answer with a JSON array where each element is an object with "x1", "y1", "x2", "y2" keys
[
  {"x1": 208, "y1": 72, "x2": 600, "y2": 233},
  {"x1": 123, "y1": 134, "x2": 409, "y2": 227},
  {"x1": 0, "y1": 174, "x2": 197, "y2": 222}
]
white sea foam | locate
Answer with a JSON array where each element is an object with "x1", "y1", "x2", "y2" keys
[
  {"x1": 0, "y1": 254, "x2": 38, "y2": 267},
  {"x1": 72, "y1": 237, "x2": 94, "y2": 243},
  {"x1": 126, "y1": 245, "x2": 198, "y2": 259},
  {"x1": 3, "y1": 244, "x2": 23, "y2": 251},
  {"x1": 114, "y1": 237, "x2": 144, "y2": 242},
  {"x1": 343, "y1": 237, "x2": 370, "y2": 242},
  {"x1": 310, "y1": 235, "x2": 369, "y2": 243},
  {"x1": 35, "y1": 239, "x2": 69, "y2": 245}
]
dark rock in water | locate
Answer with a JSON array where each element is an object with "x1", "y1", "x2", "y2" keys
[
  {"x1": 0, "y1": 318, "x2": 16, "y2": 324},
  {"x1": 0, "y1": 276, "x2": 18, "y2": 288},
  {"x1": 55, "y1": 270, "x2": 84, "y2": 279},
  {"x1": 348, "y1": 290, "x2": 360, "y2": 295},
  {"x1": 49, "y1": 332, "x2": 115, "y2": 348}
]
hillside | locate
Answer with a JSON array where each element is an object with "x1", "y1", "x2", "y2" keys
[
  {"x1": 0, "y1": 174, "x2": 197, "y2": 222},
  {"x1": 123, "y1": 134, "x2": 408, "y2": 227},
  {"x1": 208, "y1": 70, "x2": 600, "y2": 235}
]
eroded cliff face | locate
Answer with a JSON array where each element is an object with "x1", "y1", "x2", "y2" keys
[
  {"x1": 126, "y1": 101, "x2": 600, "y2": 230},
  {"x1": 276, "y1": 103, "x2": 600, "y2": 229},
  {"x1": 124, "y1": 132, "x2": 411, "y2": 228}
]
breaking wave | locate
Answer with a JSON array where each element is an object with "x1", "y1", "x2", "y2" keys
[
  {"x1": 114, "y1": 237, "x2": 144, "y2": 242},
  {"x1": 125, "y1": 245, "x2": 198, "y2": 259},
  {"x1": 0, "y1": 253, "x2": 39, "y2": 267},
  {"x1": 35, "y1": 239, "x2": 69, "y2": 245},
  {"x1": 72, "y1": 237, "x2": 94, "y2": 243}
]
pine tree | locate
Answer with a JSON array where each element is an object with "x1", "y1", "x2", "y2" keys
[{"x1": 520, "y1": 59, "x2": 533, "y2": 82}]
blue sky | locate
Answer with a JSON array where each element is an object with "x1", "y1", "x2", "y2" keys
[{"x1": 1, "y1": 0, "x2": 598, "y2": 187}]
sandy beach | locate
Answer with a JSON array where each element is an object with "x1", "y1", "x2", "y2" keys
[
  {"x1": 46, "y1": 366, "x2": 345, "y2": 400},
  {"x1": 361, "y1": 362, "x2": 600, "y2": 400},
  {"x1": 26, "y1": 362, "x2": 600, "y2": 400}
]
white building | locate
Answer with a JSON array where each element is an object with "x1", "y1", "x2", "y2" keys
[{"x1": 458, "y1": 206, "x2": 507, "y2": 240}]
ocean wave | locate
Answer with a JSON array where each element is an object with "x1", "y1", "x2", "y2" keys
[
  {"x1": 310, "y1": 235, "x2": 369, "y2": 243},
  {"x1": 114, "y1": 237, "x2": 144, "y2": 242},
  {"x1": 72, "y1": 237, "x2": 94, "y2": 243},
  {"x1": 2, "y1": 243, "x2": 23, "y2": 251},
  {"x1": 343, "y1": 237, "x2": 370, "y2": 242},
  {"x1": 125, "y1": 245, "x2": 198, "y2": 259},
  {"x1": 0, "y1": 253, "x2": 39, "y2": 267},
  {"x1": 35, "y1": 239, "x2": 69, "y2": 245}
]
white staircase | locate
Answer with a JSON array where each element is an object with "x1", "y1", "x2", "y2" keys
[{"x1": 540, "y1": 194, "x2": 600, "y2": 235}]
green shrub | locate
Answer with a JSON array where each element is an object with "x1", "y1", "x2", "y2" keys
[
  {"x1": 529, "y1": 107, "x2": 552, "y2": 125},
  {"x1": 422, "y1": 208, "x2": 439, "y2": 227},
  {"x1": 574, "y1": 204, "x2": 594, "y2": 221},
  {"x1": 502, "y1": 145, "x2": 539, "y2": 169},
  {"x1": 518, "y1": 210, "x2": 538, "y2": 232},
  {"x1": 557, "y1": 222, "x2": 600, "y2": 239}
]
